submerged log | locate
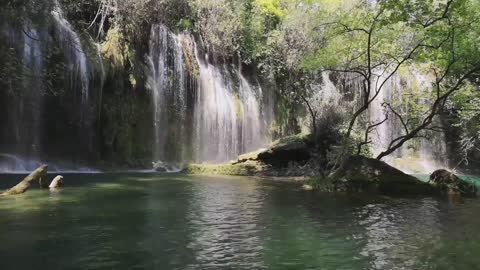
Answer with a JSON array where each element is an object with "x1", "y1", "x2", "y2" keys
[
  {"x1": 49, "y1": 175, "x2": 64, "y2": 189},
  {"x1": 1, "y1": 165, "x2": 48, "y2": 196}
]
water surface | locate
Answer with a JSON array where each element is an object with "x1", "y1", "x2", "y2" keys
[{"x1": 0, "y1": 173, "x2": 479, "y2": 270}]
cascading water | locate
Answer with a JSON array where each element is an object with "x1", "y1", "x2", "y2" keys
[
  {"x1": 308, "y1": 72, "x2": 358, "y2": 115},
  {"x1": 51, "y1": 0, "x2": 97, "y2": 158},
  {"x1": 192, "y1": 38, "x2": 270, "y2": 163},
  {"x1": 192, "y1": 57, "x2": 239, "y2": 162},
  {"x1": 368, "y1": 69, "x2": 448, "y2": 173},
  {"x1": 22, "y1": 25, "x2": 44, "y2": 155},
  {"x1": 369, "y1": 74, "x2": 401, "y2": 158},
  {"x1": 0, "y1": 23, "x2": 46, "y2": 172},
  {"x1": 148, "y1": 25, "x2": 193, "y2": 163},
  {"x1": 147, "y1": 24, "x2": 272, "y2": 164},
  {"x1": 239, "y1": 75, "x2": 266, "y2": 153},
  {"x1": 309, "y1": 69, "x2": 448, "y2": 174},
  {"x1": 52, "y1": 0, "x2": 90, "y2": 108},
  {"x1": 0, "y1": 2, "x2": 98, "y2": 173}
]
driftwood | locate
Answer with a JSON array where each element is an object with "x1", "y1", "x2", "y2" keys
[
  {"x1": 1, "y1": 165, "x2": 48, "y2": 196},
  {"x1": 49, "y1": 175, "x2": 64, "y2": 189}
]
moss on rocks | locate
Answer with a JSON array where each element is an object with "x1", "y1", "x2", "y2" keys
[
  {"x1": 183, "y1": 135, "x2": 476, "y2": 198},
  {"x1": 430, "y1": 169, "x2": 477, "y2": 196},
  {"x1": 329, "y1": 156, "x2": 434, "y2": 195},
  {"x1": 180, "y1": 36, "x2": 199, "y2": 78},
  {"x1": 184, "y1": 133, "x2": 318, "y2": 177},
  {"x1": 101, "y1": 27, "x2": 126, "y2": 69},
  {"x1": 183, "y1": 161, "x2": 266, "y2": 176},
  {"x1": 236, "y1": 133, "x2": 313, "y2": 167}
]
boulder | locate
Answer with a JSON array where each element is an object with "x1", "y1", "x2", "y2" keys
[
  {"x1": 49, "y1": 175, "x2": 64, "y2": 189},
  {"x1": 152, "y1": 161, "x2": 167, "y2": 172},
  {"x1": 183, "y1": 161, "x2": 264, "y2": 176},
  {"x1": 234, "y1": 134, "x2": 312, "y2": 167},
  {"x1": 302, "y1": 184, "x2": 314, "y2": 191},
  {"x1": 430, "y1": 169, "x2": 477, "y2": 196},
  {"x1": 331, "y1": 156, "x2": 433, "y2": 195}
]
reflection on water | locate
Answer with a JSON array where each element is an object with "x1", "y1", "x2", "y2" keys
[
  {"x1": 187, "y1": 177, "x2": 264, "y2": 268},
  {"x1": 0, "y1": 173, "x2": 480, "y2": 270},
  {"x1": 356, "y1": 199, "x2": 442, "y2": 269}
]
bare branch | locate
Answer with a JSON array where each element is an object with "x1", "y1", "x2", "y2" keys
[
  {"x1": 376, "y1": 62, "x2": 480, "y2": 160},
  {"x1": 422, "y1": 0, "x2": 454, "y2": 28},
  {"x1": 22, "y1": 28, "x2": 41, "y2": 41},
  {"x1": 357, "y1": 116, "x2": 388, "y2": 155},
  {"x1": 385, "y1": 102, "x2": 409, "y2": 134}
]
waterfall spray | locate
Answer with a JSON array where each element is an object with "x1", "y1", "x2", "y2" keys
[
  {"x1": 52, "y1": 0, "x2": 90, "y2": 107},
  {"x1": 148, "y1": 24, "x2": 272, "y2": 164}
]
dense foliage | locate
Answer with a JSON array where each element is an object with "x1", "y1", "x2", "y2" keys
[{"x1": 1, "y1": 0, "x2": 479, "y2": 169}]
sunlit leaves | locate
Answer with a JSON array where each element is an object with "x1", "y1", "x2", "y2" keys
[{"x1": 255, "y1": 0, "x2": 285, "y2": 18}]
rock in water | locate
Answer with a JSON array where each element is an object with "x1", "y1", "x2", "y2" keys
[
  {"x1": 331, "y1": 156, "x2": 433, "y2": 195},
  {"x1": 430, "y1": 169, "x2": 477, "y2": 196},
  {"x1": 302, "y1": 184, "x2": 314, "y2": 191},
  {"x1": 49, "y1": 175, "x2": 64, "y2": 189},
  {"x1": 152, "y1": 161, "x2": 167, "y2": 172}
]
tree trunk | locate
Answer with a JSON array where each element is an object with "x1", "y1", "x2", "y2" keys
[{"x1": 1, "y1": 165, "x2": 48, "y2": 196}]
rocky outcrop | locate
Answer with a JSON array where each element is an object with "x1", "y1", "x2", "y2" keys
[
  {"x1": 184, "y1": 134, "x2": 316, "y2": 177},
  {"x1": 183, "y1": 161, "x2": 267, "y2": 176},
  {"x1": 329, "y1": 156, "x2": 434, "y2": 195},
  {"x1": 152, "y1": 161, "x2": 167, "y2": 172},
  {"x1": 1, "y1": 165, "x2": 48, "y2": 196},
  {"x1": 183, "y1": 132, "x2": 479, "y2": 197},
  {"x1": 430, "y1": 169, "x2": 477, "y2": 196},
  {"x1": 235, "y1": 134, "x2": 312, "y2": 167}
]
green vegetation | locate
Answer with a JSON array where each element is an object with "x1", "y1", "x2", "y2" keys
[{"x1": 0, "y1": 0, "x2": 479, "y2": 172}]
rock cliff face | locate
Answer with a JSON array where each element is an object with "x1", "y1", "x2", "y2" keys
[
  {"x1": 1, "y1": 0, "x2": 477, "y2": 174},
  {"x1": 0, "y1": 1, "x2": 280, "y2": 170}
]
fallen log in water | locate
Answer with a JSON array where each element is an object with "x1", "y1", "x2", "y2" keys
[{"x1": 1, "y1": 165, "x2": 48, "y2": 196}]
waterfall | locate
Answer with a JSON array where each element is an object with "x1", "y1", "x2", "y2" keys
[
  {"x1": 22, "y1": 25, "x2": 44, "y2": 155},
  {"x1": 192, "y1": 38, "x2": 270, "y2": 163},
  {"x1": 0, "y1": 2, "x2": 98, "y2": 173},
  {"x1": 0, "y1": 154, "x2": 42, "y2": 173},
  {"x1": 193, "y1": 56, "x2": 241, "y2": 162},
  {"x1": 308, "y1": 72, "x2": 358, "y2": 115},
  {"x1": 52, "y1": 0, "x2": 90, "y2": 107},
  {"x1": 148, "y1": 25, "x2": 191, "y2": 163},
  {"x1": 239, "y1": 75, "x2": 266, "y2": 153},
  {"x1": 368, "y1": 69, "x2": 448, "y2": 173},
  {"x1": 310, "y1": 69, "x2": 448, "y2": 174},
  {"x1": 51, "y1": 0, "x2": 97, "y2": 158},
  {"x1": 369, "y1": 74, "x2": 400, "y2": 158},
  {"x1": 147, "y1": 24, "x2": 272, "y2": 164}
]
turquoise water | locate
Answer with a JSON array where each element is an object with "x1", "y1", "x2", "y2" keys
[
  {"x1": 415, "y1": 174, "x2": 480, "y2": 188},
  {"x1": 1, "y1": 173, "x2": 480, "y2": 270}
]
